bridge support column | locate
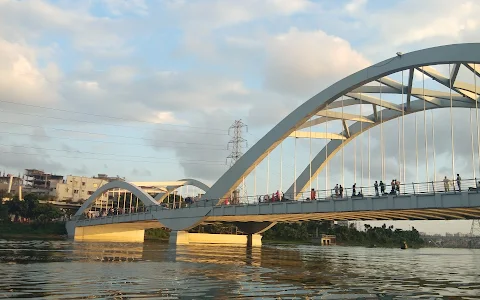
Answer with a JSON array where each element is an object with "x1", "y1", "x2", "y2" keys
[
  {"x1": 169, "y1": 231, "x2": 262, "y2": 246},
  {"x1": 73, "y1": 225, "x2": 145, "y2": 243}
]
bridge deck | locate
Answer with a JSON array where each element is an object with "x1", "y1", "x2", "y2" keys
[{"x1": 71, "y1": 191, "x2": 480, "y2": 228}]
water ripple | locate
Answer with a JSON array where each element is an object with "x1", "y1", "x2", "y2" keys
[{"x1": 0, "y1": 239, "x2": 479, "y2": 299}]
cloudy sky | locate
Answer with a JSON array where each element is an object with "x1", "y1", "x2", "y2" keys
[{"x1": 1, "y1": 0, "x2": 480, "y2": 234}]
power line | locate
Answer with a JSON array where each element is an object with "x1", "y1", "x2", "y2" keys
[
  {"x1": 0, "y1": 120, "x2": 227, "y2": 147},
  {"x1": 0, "y1": 99, "x2": 227, "y2": 131},
  {"x1": 0, "y1": 109, "x2": 230, "y2": 136},
  {"x1": 0, "y1": 143, "x2": 226, "y2": 163},
  {"x1": 0, "y1": 131, "x2": 228, "y2": 151},
  {"x1": 0, "y1": 150, "x2": 226, "y2": 166}
]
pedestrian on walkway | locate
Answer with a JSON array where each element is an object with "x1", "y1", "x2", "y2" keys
[
  {"x1": 310, "y1": 188, "x2": 316, "y2": 200},
  {"x1": 456, "y1": 174, "x2": 462, "y2": 192},
  {"x1": 352, "y1": 183, "x2": 356, "y2": 196},
  {"x1": 334, "y1": 184, "x2": 339, "y2": 197},
  {"x1": 374, "y1": 181, "x2": 379, "y2": 196},
  {"x1": 339, "y1": 185, "x2": 344, "y2": 198},
  {"x1": 443, "y1": 176, "x2": 450, "y2": 192}
]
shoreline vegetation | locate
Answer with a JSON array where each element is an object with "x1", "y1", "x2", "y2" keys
[
  {"x1": 0, "y1": 194, "x2": 469, "y2": 248},
  {"x1": 0, "y1": 221, "x2": 425, "y2": 249}
]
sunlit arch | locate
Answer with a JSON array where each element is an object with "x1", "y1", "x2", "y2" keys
[
  {"x1": 201, "y1": 43, "x2": 480, "y2": 203},
  {"x1": 154, "y1": 178, "x2": 210, "y2": 202},
  {"x1": 74, "y1": 181, "x2": 158, "y2": 216},
  {"x1": 287, "y1": 98, "x2": 478, "y2": 199}
]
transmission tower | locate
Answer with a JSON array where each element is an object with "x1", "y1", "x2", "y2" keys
[
  {"x1": 470, "y1": 220, "x2": 480, "y2": 237},
  {"x1": 227, "y1": 119, "x2": 248, "y2": 204}
]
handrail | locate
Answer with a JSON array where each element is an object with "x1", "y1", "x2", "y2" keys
[{"x1": 72, "y1": 178, "x2": 479, "y2": 223}]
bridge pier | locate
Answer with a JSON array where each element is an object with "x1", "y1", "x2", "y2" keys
[
  {"x1": 69, "y1": 222, "x2": 146, "y2": 243},
  {"x1": 169, "y1": 231, "x2": 262, "y2": 246}
]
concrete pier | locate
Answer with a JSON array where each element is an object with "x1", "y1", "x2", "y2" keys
[
  {"x1": 169, "y1": 231, "x2": 262, "y2": 246},
  {"x1": 73, "y1": 225, "x2": 145, "y2": 243}
]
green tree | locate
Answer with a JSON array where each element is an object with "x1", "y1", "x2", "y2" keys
[
  {"x1": 33, "y1": 204, "x2": 63, "y2": 223},
  {"x1": 6, "y1": 198, "x2": 27, "y2": 221}
]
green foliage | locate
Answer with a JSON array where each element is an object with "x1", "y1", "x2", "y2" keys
[
  {"x1": 263, "y1": 221, "x2": 425, "y2": 248},
  {"x1": 145, "y1": 228, "x2": 170, "y2": 240},
  {"x1": 0, "y1": 222, "x2": 67, "y2": 238},
  {"x1": 0, "y1": 202, "x2": 9, "y2": 222},
  {"x1": 3, "y1": 193, "x2": 64, "y2": 223}
]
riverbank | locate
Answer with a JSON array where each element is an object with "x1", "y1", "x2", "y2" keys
[{"x1": 0, "y1": 222, "x2": 67, "y2": 240}]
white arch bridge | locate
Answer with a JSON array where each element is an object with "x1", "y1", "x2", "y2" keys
[{"x1": 67, "y1": 43, "x2": 480, "y2": 246}]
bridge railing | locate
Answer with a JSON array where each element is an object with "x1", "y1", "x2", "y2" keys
[{"x1": 72, "y1": 178, "x2": 479, "y2": 222}]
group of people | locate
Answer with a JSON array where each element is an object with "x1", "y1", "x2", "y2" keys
[
  {"x1": 259, "y1": 190, "x2": 288, "y2": 203},
  {"x1": 443, "y1": 174, "x2": 462, "y2": 192}
]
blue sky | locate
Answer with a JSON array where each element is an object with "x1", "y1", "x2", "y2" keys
[{"x1": 1, "y1": 0, "x2": 480, "y2": 234}]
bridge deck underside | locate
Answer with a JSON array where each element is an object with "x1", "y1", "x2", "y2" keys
[{"x1": 204, "y1": 207, "x2": 480, "y2": 223}]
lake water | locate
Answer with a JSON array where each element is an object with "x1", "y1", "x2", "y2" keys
[{"x1": 0, "y1": 240, "x2": 479, "y2": 299}]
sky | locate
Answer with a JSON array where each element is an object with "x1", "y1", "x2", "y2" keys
[{"x1": 1, "y1": 0, "x2": 480, "y2": 234}]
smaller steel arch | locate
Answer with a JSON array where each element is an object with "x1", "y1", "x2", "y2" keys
[
  {"x1": 74, "y1": 181, "x2": 159, "y2": 216},
  {"x1": 154, "y1": 178, "x2": 210, "y2": 202}
]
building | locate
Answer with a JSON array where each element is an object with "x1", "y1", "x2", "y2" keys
[
  {"x1": 0, "y1": 174, "x2": 23, "y2": 195},
  {"x1": 56, "y1": 174, "x2": 124, "y2": 203},
  {"x1": 23, "y1": 169, "x2": 64, "y2": 197}
]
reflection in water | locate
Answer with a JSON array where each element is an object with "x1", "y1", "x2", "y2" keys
[{"x1": 0, "y1": 239, "x2": 479, "y2": 299}]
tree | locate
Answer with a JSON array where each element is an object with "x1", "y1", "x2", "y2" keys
[
  {"x1": 33, "y1": 204, "x2": 63, "y2": 223},
  {"x1": 6, "y1": 198, "x2": 27, "y2": 221}
]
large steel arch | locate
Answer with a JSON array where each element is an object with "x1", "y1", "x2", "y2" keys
[
  {"x1": 201, "y1": 43, "x2": 480, "y2": 203},
  {"x1": 74, "y1": 181, "x2": 158, "y2": 216},
  {"x1": 285, "y1": 98, "x2": 478, "y2": 199},
  {"x1": 154, "y1": 178, "x2": 210, "y2": 202}
]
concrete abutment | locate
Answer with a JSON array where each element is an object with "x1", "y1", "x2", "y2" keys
[{"x1": 169, "y1": 231, "x2": 262, "y2": 246}]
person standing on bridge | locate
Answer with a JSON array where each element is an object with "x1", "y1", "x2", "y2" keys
[
  {"x1": 443, "y1": 176, "x2": 450, "y2": 192},
  {"x1": 374, "y1": 181, "x2": 379, "y2": 196},
  {"x1": 339, "y1": 185, "x2": 344, "y2": 198},
  {"x1": 352, "y1": 183, "x2": 356, "y2": 196},
  {"x1": 311, "y1": 188, "x2": 316, "y2": 200},
  {"x1": 456, "y1": 174, "x2": 462, "y2": 192},
  {"x1": 380, "y1": 181, "x2": 385, "y2": 195},
  {"x1": 334, "y1": 184, "x2": 339, "y2": 197}
]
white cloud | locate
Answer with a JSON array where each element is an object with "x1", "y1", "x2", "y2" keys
[
  {"x1": 100, "y1": 0, "x2": 148, "y2": 16},
  {"x1": 264, "y1": 28, "x2": 370, "y2": 97},
  {"x1": 0, "y1": 38, "x2": 61, "y2": 105},
  {"x1": 345, "y1": 0, "x2": 367, "y2": 13}
]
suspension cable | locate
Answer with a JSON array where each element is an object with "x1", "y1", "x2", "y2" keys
[
  {"x1": 423, "y1": 67, "x2": 429, "y2": 189},
  {"x1": 398, "y1": 118, "x2": 401, "y2": 181},
  {"x1": 309, "y1": 116, "x2": 312, "y2": 192},
  {"x1": 326, "y1": 103, "x2": 329, "y2": 192},
  {"x1": 342, "y1": 95, "x2": 345, "y2": 188},
  {"x1": 267, "y1": 152, "x2": 270, "y2": 194},
  {"x1": 254, "y1": 162, "x2": 257, "y2": 198},
  {"x1": 470, "y1": 108, "x2": 476, "y2": 178},
  {"x1": 401, "y1": 70, "x2": 406, "y2": 183},
  {"x1": 431, "y1": 110, "x2": 437, "y2": 181},
  {"x1": 415, "y1": 107, "x2": 419, "y2": 182},
  {"x1": 475, "y1": 63, "x2": 480, "y2": 178},
  {"x1": 380, "y1": 82, "x2": 384, "y2": 180},
  {"x1": 354, "y1": 138, "x2": 357, "y2": 184},
  {"x1": 294, "y1": 130, "x2": 297, "y2": 199},
  {"x1": 360, "y1": 93, "x2": 364, "y2": 187},
  {"x1": 280, "y1": 142, "x2": 283, "y2": 192},
  {"x1": 449, "y1": 64, "x2": 455, "y2": 180}
]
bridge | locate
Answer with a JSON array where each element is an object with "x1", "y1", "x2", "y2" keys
[{"x1": 67, "y1": 43, "x2": 480, "y2": 245}]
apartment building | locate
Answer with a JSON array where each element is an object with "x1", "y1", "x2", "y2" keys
[
  {"x1": 56, "y1": 174, "x2": 125, "y2": 203},
  {"x1": 23, "y1": 169, "x2": 64, "y2": 197}
]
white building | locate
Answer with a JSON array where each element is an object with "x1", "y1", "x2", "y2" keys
[{"x1": 56, "y1": 175, "x2": 110, "y2": 203}]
